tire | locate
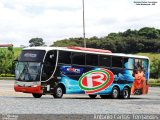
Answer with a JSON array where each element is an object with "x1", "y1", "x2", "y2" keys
[
  {"x1": 120, "y1": 87, "x2": 130, "y2": 99},
  {"x1": 53, "y1": 85, "x2": 63, "y2": 98},
  {"x1": 89, "y1": 94, "x2": 97, "y2": 99},
  {"x1": 32, "y1": 93, "x2": 42, "y2": 98},
  {"x1": 111, "y1": 87, "x2": 119, "y2": 99}
]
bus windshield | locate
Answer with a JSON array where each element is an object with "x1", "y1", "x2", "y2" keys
[{"x1": 15, "y1": 62, "x2": 41, "y2": 81}]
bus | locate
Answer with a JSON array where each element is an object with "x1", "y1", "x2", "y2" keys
[{"x1": 14, "y1": 46, "x2": 149, "y2": 99}]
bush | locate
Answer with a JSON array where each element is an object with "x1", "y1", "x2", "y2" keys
[
  {"x1": 148, "y1": 79, "x2": 160, "y2": 86},
  {"x1": 150, "y1": 58, "x2": 160, "y2": 78},
  {"x1": 0, "y1": 74, "x2": 15, "y2": 77},
  {"x1": 0, "y1": 77, "x2": 14, "y2": 80}
]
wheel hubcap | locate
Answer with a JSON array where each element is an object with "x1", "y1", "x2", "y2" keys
[
  {"x1": 113, "y1": 89, "x2": 118, "y2": 98},
  {"x1": 57, "y1": 88, "x2": 62, "y2": 97}
]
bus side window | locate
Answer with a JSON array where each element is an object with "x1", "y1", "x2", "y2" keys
[
  {"x1": 142, "y1": 59, "x2": 148, "y2": 70},
  {"x1": 123, "y1": 57, "x2": 134, "y2": 69},
  {"x1": 72, "y1": 52, "x2": 85, "y2": 65},
  {"x1": 112, "y1": 56, "x2": 123, "y2": 68},
  {"x1": 134, "y1": 59, "x2": 143, "y2": 70},
  {"x1": 58, "y1": 51, "x2": 71, "y2": 64},
  {"x1": 86, "y1": 54, "x2": 98, "y2": 66},
  {"x1": 99, "y1": 55, "x2": 111, "y2": 67}
]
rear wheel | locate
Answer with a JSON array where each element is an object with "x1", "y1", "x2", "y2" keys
[
  {"x1": 120, "y1": 87, "x2": 130, "y2": 99},
  {"x1": 53, "y1": 85, "x2": 63, "y2": 98},
  {"x1": 111, "y1": 87, "x2": 119, "y2": 99},
  {"x1": 89, "y1": 94, "x2": 97, "y2": 99},
  {"x1": 32, "y1": 93, "x2": 42, "y2": 98}
]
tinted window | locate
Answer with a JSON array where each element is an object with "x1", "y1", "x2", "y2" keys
[
  {"x1": 58, "y1": 51, "x2": 71, "y2": 64},
  {"x1": 142, "y1": 59, "x2": 149, "y2": 70},
  {"x1": 42, "y1": 50, "x2": 57, "y2": 80},
  {"x1": 72, "y1": 52, "x2": 85, "y2": 65},
  {"x1": 123, "y1": 57, "x2": 134, "y2": 69},
  {"x1": 134, "y1": 59, "x2": 143, "y2": 70},
  {"x1": 44, "y1": 50, "x2": 57, "y2": 66},
  {"x1": 99, "y1": 55, "x2": 111, "y2": 67},
  {"x1": 112, "y1": 56, "x2": 123, "y2": 68},
  {"x1": 86, "y1": 54, "x2": 98, "y2": 66},
  {"x1": 19, "y1": 50, "x2": 45, "y2": 62}
]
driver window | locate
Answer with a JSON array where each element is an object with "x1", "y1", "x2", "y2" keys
[
  {"x1": 45, "y1": 51, "x2": 56, "y2": 66},
  {"x1": 42, "y1": 50, "x2": 57, "y2": 80}
]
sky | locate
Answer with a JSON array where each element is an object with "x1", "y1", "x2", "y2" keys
[{"x1": 0, "y1": 0, "x2": 160, "y2": 47}]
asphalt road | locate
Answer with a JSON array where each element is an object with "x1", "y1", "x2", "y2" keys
[{"x1": 0, "y1": 80, "x2": 160, "y2": 114}]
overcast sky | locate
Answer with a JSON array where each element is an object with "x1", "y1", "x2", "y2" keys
[{"x1": 0, "y1": 0, "x2": 160, "y2": 47}]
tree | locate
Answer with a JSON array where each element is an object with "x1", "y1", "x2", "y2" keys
[
  {"x1": 0, "y1": 46, "x2": 14, "y2": 74},
  {"x1": 138, "y1": 27, "x2": 159, "y2": 39},
  {"x1": 51, "y1": 27, "x2": 160, "y2": 53},
  {"x1": 29, "y1": 38, "x2": 45, "y2": 47}
]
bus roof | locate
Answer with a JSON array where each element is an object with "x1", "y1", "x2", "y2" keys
[
  {"x1": 67, "y1": 46, "x2": 112, "y2": 53},
  {"x1": 23, "y1": 47, "x2": 149, "y2": 60}
]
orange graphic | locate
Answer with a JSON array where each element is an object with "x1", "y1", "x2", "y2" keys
[{"x1": 131, "y1": 61, "x2": 148, "y2": 95}]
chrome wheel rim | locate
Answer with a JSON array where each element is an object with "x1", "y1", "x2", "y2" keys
[
  {"x1": 113, "y1": 89, "x2": 118, "y2": 98},
  {"x1": 57, "y1": 87, "x2": 62, "y2": 97}
]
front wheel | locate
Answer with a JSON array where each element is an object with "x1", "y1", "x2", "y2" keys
[
  {"x1": 89, "y1": 94, "x2": 97, "y2": 99},
  {"x1": 53, "y1": 85, "x2": 63, "y2": 98},
  {"x1": 32, "y1": 93, "x2": 42, "y2": 98}
]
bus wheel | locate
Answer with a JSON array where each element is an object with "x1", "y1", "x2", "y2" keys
[
  {"x1": 100, "y1": 95, "x2": 111, "y2": 99},
  {"x1": 32, "y1": 93, "x2": 42, "y2": 98},
  {"x1": 53, "y1": 85, "x2": 63, "y2": 98},
  {"x1": 89, "y1": 94, "x2": 97, "y2": 99},
  {"x1": 120, "y1": 87, "x2": 130, "y2": 99},
  {"x1": 111, "y1": 87, "x2": 119, "y2": 99}
]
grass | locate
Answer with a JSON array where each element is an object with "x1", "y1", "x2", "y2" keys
[
  {"x1": 148, "y1": 79, "x2": 160, "y2": 87},
  {"x1": 149, "y1": 83, "x2": 160, "y2": 87},
  {"x1": 0, "y1": 77, "x2": 14, "y2": 80}
]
